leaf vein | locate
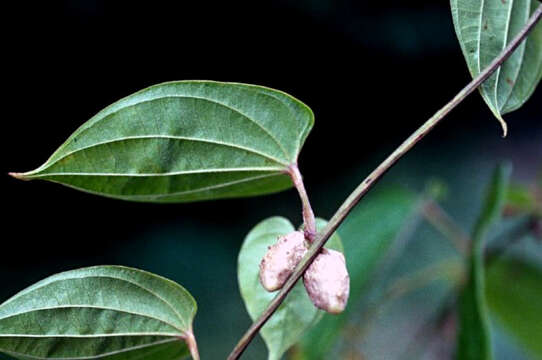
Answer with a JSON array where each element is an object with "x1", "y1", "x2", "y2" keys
[
  {"x1": 0, "y1": 337, "x2": 179, "y2": 360},
  {"x1": 27, "y1": 167, "x2": 285, "y2": 179},
  {"x1": 0, "y1": 305, "x2": 183, "y2": 334},
  {"x1": 118, "y1": 172, "x2": 286, "y2": 200},
  {"x1": 36, "y1": 135, "x2": 288, "y2": 175},
  {"x1": 0, "y1": 273, "x2": 192, "y2": 331},
  {"x1": 63, "y1": 95, "x2": 292, "y2": 163}
]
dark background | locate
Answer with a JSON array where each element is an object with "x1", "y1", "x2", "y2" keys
[{"x1": 2, "y1": 1, "x2": 541, "y2": 359}]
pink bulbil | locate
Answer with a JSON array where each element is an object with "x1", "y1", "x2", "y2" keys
[
  {"x1": 303, "y1": 249, "x2": 350, "y2": 314},
  {"x1": 259, "y1": 231, "x2": 308, "y2": 291}
]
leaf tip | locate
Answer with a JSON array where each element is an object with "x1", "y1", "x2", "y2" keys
[
  {"x1": 496, "y1": 115, "x2": 508, "y2": 138},
  {"x1": 8, "y1": 172, "x2": 30, "y2": 181}
]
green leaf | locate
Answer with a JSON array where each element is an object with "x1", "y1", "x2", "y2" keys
[
  {"x1": 450, "y1": 0, "x2": 542, "y2": 135},
  {"x1": 457, "y1": 164, "x2": 512, "y2": 360},
  {"x1": 486, "y1": 257, "x2": 542, "y2": 359},
  {"x1": 0, "y1": 266, "x2": 198, "y2": 360},
  {"x1": 11, "y1": 81, "x2": 314, "y2": 203},
  {"x1": 237, "y1": 217, "x2": 342, "y2": 360},
  {"x1": 295, "y1": 187, "x2": 418, "y2": 359},
  {"x1": 506, "y1": 183, "x2": 536, "y2": 213}
]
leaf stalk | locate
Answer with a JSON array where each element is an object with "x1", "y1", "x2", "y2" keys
[
  {"x1": 185, "y1": 330, "x2": 200, "y2": 360},
  {"x1": 288, "y1": 163, "x2": 317, "y2": 242}
]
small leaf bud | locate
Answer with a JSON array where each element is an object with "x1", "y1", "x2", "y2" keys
[
  {"x1": 259, "y1": 231, "x2": 308, "y2": 291},
  {"x1": 303, "y1": 249, "x2": 350, "y2": 314}
]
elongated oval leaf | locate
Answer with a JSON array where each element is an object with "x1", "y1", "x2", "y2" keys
[
  {"x1": 457, "y1": 164, "x2": 512, "y2": 360},
  {"x1": 11, "y1": 81, "x2": 314, "y2": 203},
  {"x1": 451, "y1": 0, "x2": 542, "y2": 135},
  {"x1": 237, "y1": 217, "x2": 342, "y2": 360},
  {"x1": 0, "y1": 266, "x2": 198, "y2": 360},
  {"x1": 486, "y1": 257, "x2": 542, "y2": 359}
]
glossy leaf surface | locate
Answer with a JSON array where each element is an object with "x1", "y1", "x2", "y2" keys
[
  {"x1": 451, "y1": 0, "x2": 542, "y2": 135},
  {"x1": 0, "y1": 266, "x2": 197, "y2": 360},
  {"x1": 457, "y1": 164, "x2": 511, "y2": 360},
  {"x1": 486, "y1": 257, "x2": 542, "y2": 358},
  {"x1": 13, "y1": 81, "x2": 314, "y2": 203},
  {"x1": 237, "y1": 217, "x2": 342, "y2": 360}
]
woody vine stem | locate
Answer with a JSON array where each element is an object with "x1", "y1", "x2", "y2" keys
[{"x1": 228, "y1": 5, "x2": 542, "y2": 360}]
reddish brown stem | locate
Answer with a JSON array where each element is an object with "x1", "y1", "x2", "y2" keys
[{"x1": 289, "y1": 164, "x2": 317, "y2": 242}]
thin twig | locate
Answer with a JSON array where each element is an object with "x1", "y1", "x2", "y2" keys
[
  {"x1": 485, "y1": 216, "x2": 534, "y2": 267},
  {"x1": 422, "y1": 199, "x2": 470, "y2": 255},
  {"x1": 227, "y1": 6, "x2": 542, "y2": 359}
]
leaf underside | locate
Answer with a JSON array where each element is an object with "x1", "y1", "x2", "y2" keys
[
  {"x1": 237, "y1": 217, "x2": 342, "y2": 360},
  {"x1": 0, "y1": 266, "x2": 197, "y2": 360},
  {"x1": 451, "y1": 0, "x2": 542, "y2": 135},
  {"x1": 14, "y1": 81, "x2": 314, "y2": 203}
]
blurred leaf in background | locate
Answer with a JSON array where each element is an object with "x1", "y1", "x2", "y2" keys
[
  {"x1": 292, "y1": 187, "x2": 419, "y2": 359},
  {"x1": 456, "y1": 164, "x2": 511, "y2": 360},
  {"x1": 486, "y1": 257, "x2": 542, "y2": 359}
]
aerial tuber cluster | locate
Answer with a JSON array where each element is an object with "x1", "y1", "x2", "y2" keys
[{"x1": 259, "y1": 231, "x2": 350, "y2": 314}]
